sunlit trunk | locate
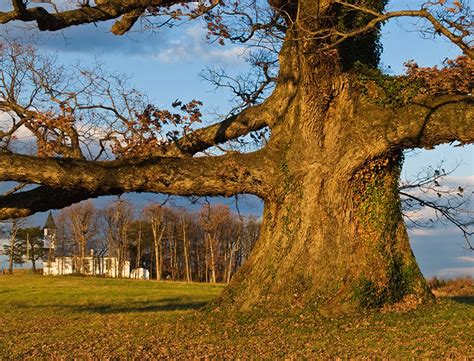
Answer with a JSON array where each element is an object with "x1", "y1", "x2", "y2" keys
[{"x1": 220, "y1": 35, "x2": 431, "y2": 310}]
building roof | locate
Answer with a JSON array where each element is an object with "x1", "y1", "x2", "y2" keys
[{"x1": 43, "y1": 211, "x2": 57, "y2": 230}]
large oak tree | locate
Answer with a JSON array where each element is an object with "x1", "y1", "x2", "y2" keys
[{"x1": 0, "y1": 0, "x2": 473, "y2": 312}]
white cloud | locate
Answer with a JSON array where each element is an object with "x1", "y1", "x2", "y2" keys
[
  {"x1": 409, "y1": 228, "x2": 437, "y2": 237},
  {"x1": 207, "y1": 47, "x2": 246, "y2": 61},
  {"x1": 0, "y1": 112, "x2": 35, "y2": 141},
  {"x1": 435, "y1": 267, "x2": 474, "y2": 278},
  {"x1": 154, "y1": 41, "x2": 187, "y2": 63},
  {"x1": 401, "y1": 175, "x2": 473, "y2": 200},
  {"x1": 153, "y1": 25, "x2": 246, "y2": 65},
  {"x1": 404, "y1": 206, "x2": 438, "y2": 222},
  {"x1": 408, "y1": 226, "x2": 461, "y2": 238},
  {"x1": 441, "y1": 176, "x2": 474, "y2": 192},
  {"x1": 457, "y1": 256, "x2": 474, "y2": 263}
]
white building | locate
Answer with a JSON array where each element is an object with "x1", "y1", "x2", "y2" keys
[
  {"x1": 43, "y1": 256, "x2": 130, "y2": 278},
  {"x1": 40, "y1": 213, "x2": 131, "y2": 278},
  {"x1": 130, "y1": 267, "x2": 150, "y2": 280}
]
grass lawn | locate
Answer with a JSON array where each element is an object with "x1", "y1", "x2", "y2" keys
[{"x1": 0, "y1": 274, "x2": 472, "y2": 358}]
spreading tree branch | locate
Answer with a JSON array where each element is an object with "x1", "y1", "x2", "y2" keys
[
  {"x1": 0, "y1": 0, "x2": 201, "y2": 35},
  {"x1": 0, "y1": 186, "x2": 106, "y2": 219},
  {"x1": 0, "y1": 150, "x2": 273, "y2": 220},
  {"x1": 387, "y1": 95, "x2": 474, "y2": 149},
  {"x1": 161, "y1": 84, "x2": 292, "y2": 156},
  {"x1": 162, "y1": 104, "x2": 270, "y2": 156},
  {"x1": 351, "y1": 94, "x2": 473, "y2": 162}
]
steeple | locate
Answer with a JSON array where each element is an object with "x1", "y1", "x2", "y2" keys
[{"x1": 43, "y1": 211, "x2": 56, "y2": 231}]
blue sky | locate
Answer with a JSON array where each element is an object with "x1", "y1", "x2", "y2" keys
[
  {"x1": 0, "y1": 1, "x2": 473, "y2": 277},
  {"x1": 380, "y1": 15, "x2": 474, "y2": 277}
]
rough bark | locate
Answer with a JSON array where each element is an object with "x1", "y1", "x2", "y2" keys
[
  {"x1": 221, "y1": 149, "x2": 432, "y2": 311},
  {"x1": 0, "y1": 150, "x2": 273, "y2": 218}
]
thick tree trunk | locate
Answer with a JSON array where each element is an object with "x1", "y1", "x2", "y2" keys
[
  {"x1": 219, "y1": 30, "x2": 432, "y2": 310},
  {"x1": 222, "y1": 150, "x2": 431, "y2": 312}
]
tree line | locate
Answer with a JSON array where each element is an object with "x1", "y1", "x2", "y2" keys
[
  {"x1": 1, "y1": 219, "x2": 44, "y2": 274},
  {"x1": 3, "y1": 200, "x2": 261, "y2": 283}
]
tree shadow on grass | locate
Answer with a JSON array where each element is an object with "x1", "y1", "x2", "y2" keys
[
  {"x1": 448, "y1": 296, "x2": 474, "y2": 305},
  {"x1": 70, "y1": 298, "x2": 209, "y2": 314}
]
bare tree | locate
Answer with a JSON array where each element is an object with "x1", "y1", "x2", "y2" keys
[
  {"x1": 61, "y1": 201, "x2": 97, "y2": 274},
  {"x1": 16, "y1": 226, "x2": 43, "y2": 272},
  {"x1": 1, "y1": 218, "x2": 26, "y2": 274},
  {"x1": 101, "y1": 200, "x2": 134, "y2": 277},
  {"x1": 180, "y1": 212, "x2": 192, "y2": 282},
  {"x1": 143, "y1": 204, "x2": 166, "y2": 280},
  {"x1": 200, "y1": 204, "x2": 231, "y2": 283}
]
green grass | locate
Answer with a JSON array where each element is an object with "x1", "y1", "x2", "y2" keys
[{"x1": 0, "y1": 274, "x2": 473, "y2": 358}]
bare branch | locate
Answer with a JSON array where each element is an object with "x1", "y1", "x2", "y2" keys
[
  {"x1": 0, "y1": 0, "x2": 204, "y2": 35},
  {"x1": 334, "y1": 1, "x2": 473, "y2": 59},
  {"x1": 399, "y1": 159, "x2": 473, "y2": 250},
  {"x1": 400, "y1": 190, "x2": 473, "y2": 250}
]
